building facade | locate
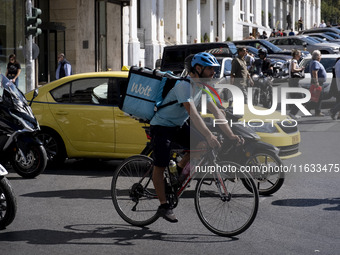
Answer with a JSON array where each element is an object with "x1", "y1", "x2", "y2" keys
[{"x1": 0, "y1": 0, "x2": 321, "y2": 92}]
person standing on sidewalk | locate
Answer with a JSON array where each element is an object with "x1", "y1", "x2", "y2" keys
[
  {"x1": 288, "y1": 49, "x2": 305, "y2": 119},
  {"x1": 329, "y1": 58, "x2": 340, "y2": 120},
  {"x1": 308, "y1": 50, "x2": 327, "y2": 117},
  {"x1": 231, "y1": 47, "x2": 254, "y2": 103},
  {"x1": 56, "y1": 53, "x2": 72, "y2": 79}
]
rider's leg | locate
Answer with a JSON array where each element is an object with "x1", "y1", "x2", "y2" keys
[{"x1": 152, "y1": 166, "x2": 167, "y2": 204}]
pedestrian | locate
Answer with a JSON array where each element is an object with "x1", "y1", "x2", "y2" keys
[
  {"x1": 286, "y1": 12, "x2": 292, "y2": 30},
  {"x1": 245, "y1": 51, "x2": 255, "y2": 72},
  {"x1": 259, "y1": 31, "x2": 268, "y2": 39},
  {"x1": 307, "y1": 50, "x2": 327, "y2": 117},
  {"x1": 289, "y1": 28, "x2": 295, "y2": 36},
  {"x1": 5, "y1": 54, "x2": 21, "y2": 87},
  {"x1": 244, "y1": 33, "x2": 255, "y2": 40},
  {"x1": 319, "y1": 20, "x2": 326, "y2": 28},
  {"x1": 298, "y1": 17, "x2": 303, "y2": 31},
  {"x1": 276, "y1": 29, "x2": 283, "y2": 37},
  {"x1": 270, "y1": 29, "x2": 276, "y2": 37},
  {"x1": 56, "y1": 53, "x2": 72, "y2": 80},
  {"x1": 288, "y1": 49, "x2": 305, "y2": 119},
  {"x1": 231, "y1": 47, "x2": 254, "y2": 102},
  {"x1": 329, "y1": 57, "x2": 340, "y2": 120}
]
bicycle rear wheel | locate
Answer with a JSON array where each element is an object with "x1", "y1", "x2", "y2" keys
[
  {"x1": 111, "y1": 155, "x2": 159, "y2": 226},
  {"x1": 244, "y1": 151, "x2": 284, "y2": 196},
  {"x1": 195, "y1": 161, "x2": 259, "y2": 237}
]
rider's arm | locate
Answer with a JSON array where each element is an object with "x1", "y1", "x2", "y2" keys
[
  {"x1": 207, "y1": 101, "x2": 241, "y2": 143},
  {"x1": 183, "y1": 101, "x2": 220, "y2": 148}
]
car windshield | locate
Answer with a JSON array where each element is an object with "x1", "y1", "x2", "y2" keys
[
  {"x1": 304, "y1": 37, "x2": 318, "y2": 44},
  {"x1": 309, "y1": 37, "x2": 325, "y2": 43},
  {"x1": 259, "y1": 40, "x2": 284, "y2": 53},
  {"x1": 300, "y1": 58, "x2": 338, "y2": 73},
  {"x1": 325, "y1": 32, "x2": 340, "y2": 39}
]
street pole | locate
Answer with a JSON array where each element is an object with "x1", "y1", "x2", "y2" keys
[{"x1": 26, "y1": 0, "x2": 35, "y2": 92}]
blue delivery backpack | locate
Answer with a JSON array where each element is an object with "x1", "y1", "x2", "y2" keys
[{"x1": 120, "y1": 66, "x2": 189, "y2": 121}]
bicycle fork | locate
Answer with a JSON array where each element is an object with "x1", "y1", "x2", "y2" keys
[{"x1": 213, "y1": 172, "x2": 232, "y2": 202}]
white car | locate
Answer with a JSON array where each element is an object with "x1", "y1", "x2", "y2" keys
[{"x1": 298, "y1": 54, "x2": 339, "y2": 100}]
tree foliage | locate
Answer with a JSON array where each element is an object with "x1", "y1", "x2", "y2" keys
[{"x1": 321, "y1": 0, "x2": 340, "y2": 25}]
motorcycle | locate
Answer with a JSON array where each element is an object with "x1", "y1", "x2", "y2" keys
[
  {"x1": 0, "y1": 75, "x2": 47, "y2": 178},
  {"x1": 204, "y1": 105, "x2": 284, "y2": 195},
  {"x1": 251, "y1": 72, "x2": 274, "y2": 109},
  {"x1": 0, "y1": 164, "x2": 17, "y2": 229}
]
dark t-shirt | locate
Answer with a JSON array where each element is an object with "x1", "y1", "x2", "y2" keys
[
  {"x1": 6, "y1": 62, "x2": 21, "y2": 78},
  {"x1": 254, "y1": 58, "x2": 272, "y2": 74}
]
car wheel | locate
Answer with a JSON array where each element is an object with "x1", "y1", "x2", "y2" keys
[{"x1": 37, "y1": 129, "x2": 67, "y2": 166}]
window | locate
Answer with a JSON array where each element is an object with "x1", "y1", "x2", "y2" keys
[
  {"x1": 291, "y1": 39, "x2": 303, "y2": 46},
  {"x1": 50, "y1": 77, "x2": 123, "y2": 105},
  {"x1": 240, "y1": 0, "x2": 245, "y2": 21},
  {"x1": 249, "y1": 0, "x2": 254, "y2": 23}
]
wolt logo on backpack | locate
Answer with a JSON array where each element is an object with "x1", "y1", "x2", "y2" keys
[
  {"x1": 120, "y1": 66, "x2": 188, "y2": 121},
  {"x1": 131, "y1": 82, "x2": 152, "y2": 97}
]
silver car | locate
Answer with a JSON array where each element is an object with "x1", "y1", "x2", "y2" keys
[{"x1": 268, "y1": 35, "x2": 340, "y2": 54}]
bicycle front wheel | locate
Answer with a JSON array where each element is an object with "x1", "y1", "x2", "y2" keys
[
  {"x1": 111, "y1": 155, "x2": 159, "y2": 226},
  {"x1": 195, "y1": 161, "x2": 259, "y2": 237}
]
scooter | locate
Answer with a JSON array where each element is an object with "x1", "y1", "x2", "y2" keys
[
  {"x1": 0, "y1": 164, "x2": 17, "y2": 229},
  {"x1": 204, "y1": 105, "x2": 284, "y2": 195},
  {"x1": 0, "y1": 75, "x2": 47, "y2": 178}
]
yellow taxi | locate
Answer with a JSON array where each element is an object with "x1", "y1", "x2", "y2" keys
[
  {"x1": 25, "y1": 71, "x2": 148, "y2": 165},
  {"x1": 26, "y1": 70, "x2": 300, "y2": 166}
]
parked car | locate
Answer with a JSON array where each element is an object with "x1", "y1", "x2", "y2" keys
[
  {"x1": 25, "y1": 70, "x2": 301, "y2": 164},
  {"x1": 307, "y1": 33, "x2": 340, "y2": 44},
  {"x1": 158, "y1": 42, "x2": 237, "y2": 74},
  {"x1": 268, "y1": 35, "x2": 340, "y2": 54},
  {"x1": 232, "y1": 39, "x2": 310, "y2": 59},
  {"x1": 299, "y1": 27, "x2": 340, "y2": 36},
  {"x1": 298, "y1": 54, "x2": 339, "y2": 100}
]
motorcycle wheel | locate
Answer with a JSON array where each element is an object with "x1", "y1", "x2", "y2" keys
[
  {"x1": 253, "y1": 88, "x2": 259, "y2": 106},
  {"x1": 242, "y1": 150, "x2": 284, "y2": 196},
  {"x1": 263, "y1": 86, "x2": 273, "y2": 108},
  {"x1": 0, "y1": 177, "x2": 17, "y2": 229},
  {"x1": 11, "y1": 145, "x2": 48, "y2": 178}
]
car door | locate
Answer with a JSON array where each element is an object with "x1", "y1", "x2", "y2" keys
[
  {"x1": 48, "y1": 77, "x2": 116, "y2": 154},
  {"x1": 111, "y1": 78, "x2": 148, "y2": 156}
]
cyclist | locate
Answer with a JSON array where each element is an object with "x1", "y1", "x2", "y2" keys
[
  {"x1": 150, "y1": 52, "x2": 242, "y2": 223},
  {"x1": 253, "y1": 48, "x2": 273, "y2": 76}
]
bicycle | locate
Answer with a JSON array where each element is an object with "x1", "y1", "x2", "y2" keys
[{"x1": 111, "y1": 144, "x2": 259, "y2": 237}]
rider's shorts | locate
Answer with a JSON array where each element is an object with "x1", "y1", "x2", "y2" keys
[{"x1": 150, "y1": 122, "x2": 204, "y2": 167}]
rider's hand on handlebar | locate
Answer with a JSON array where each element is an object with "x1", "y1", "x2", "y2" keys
[
  {"x1": 230, "y1": 134, "x2": 244, "y2": 146},
  {"x1": 207, "y1": 134, "x2": 221, "y2": 149}
]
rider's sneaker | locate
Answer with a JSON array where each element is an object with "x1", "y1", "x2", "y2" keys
[{"x1": 157, "y1": 203, "x2": 178, "y2": 223}]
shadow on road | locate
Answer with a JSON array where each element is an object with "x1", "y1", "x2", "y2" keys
[
  {"x1": 271, "y1": 197, "x2": 340, "y2": 211},
  {"x1": 0, "y1": 224, "x2": 237, "y2": 245}
]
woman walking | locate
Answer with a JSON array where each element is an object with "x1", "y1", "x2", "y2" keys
[{"x1": 5, "y1": 54, "x2": 21, "y2": 87}]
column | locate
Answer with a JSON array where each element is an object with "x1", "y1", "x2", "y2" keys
[
  {"x1": 180, "y1": 0, "x2": 187, "y2": 44},
  {"x1": 157, "y1": 0, "x2": 165, "y2": 60},
  {"x1": 141, "y1": 0, "x2": 158, "y2": 68},
  {"x1": 187, "y1": 0, "x2": 201, "y2": 43},
  {"x1": 316, "y1": 0, "x2": 321, "y2": 26},
  {"x1": 292, "y1": 0, "x2": 296, "y2": 30},
  {"x1": 128, "y1": 0, "x2": 140, "y2": 66},
  {"x1": 218, "y1": 0, "x2": 226, "y2": 41},
  {"x1": 297, "y1": 0, "x2": 301, "y2": 30},
  {"x1": 264, "y1": 0, "x2": 269, "y2": 28},
  {"x1": 278, "y1": 0, "x2": 283, "y2": 30}
]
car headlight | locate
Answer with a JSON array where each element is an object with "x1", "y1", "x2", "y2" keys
[
  {"x1": 247, "y1": 122, "x2": 278, "y2": 133},
  {"x1": 252, "y1": 74, "x2": 259, "y2": 81}
]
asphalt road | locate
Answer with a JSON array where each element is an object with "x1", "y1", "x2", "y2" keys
[{"x1": 1, "y1": 115, "x2": 340, "y2": 255}]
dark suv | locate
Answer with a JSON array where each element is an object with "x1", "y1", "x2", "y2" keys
[
  {"x1": 158, "y1": 42, "x2": 237, "y2": 74},
  {"x1": 233, "y1": 39, "x2": 310, "y2": 58}
]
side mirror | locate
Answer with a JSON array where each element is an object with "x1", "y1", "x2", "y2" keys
[{"x1": 29, "y1": 88, "x2": 39, "y2": 106}]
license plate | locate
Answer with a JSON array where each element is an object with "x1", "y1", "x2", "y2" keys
[{"x1": 292, "y1": 135, "x2": 300, "y2": 144}]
